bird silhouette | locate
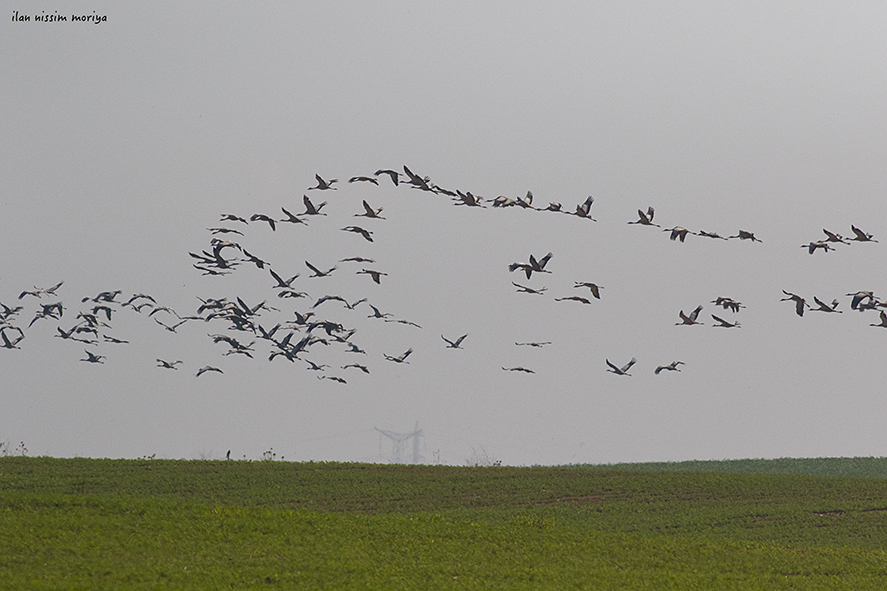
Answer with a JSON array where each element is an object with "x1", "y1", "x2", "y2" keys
[
  {"x1": 279, "y1": 207, "x2": 307, "y2": 225},
  {"x1": 811, "y1": 297, "x2": 841, "y2": 313},
  {"x1": 676, "y1": 305, "x2": 704, "y2": 325},
  {"x1": 654, "y1": 361, "x2": 684, "y2": 374},
  {"x1": 249, "y1": 213, "x2": 277, "y2": 231},
  {"x1": 728, "y1": 230, "x2": 761, "y2": 242},
  {"x1": 356, "y1": 200, "x2": 385, "y2": 219},
  {"x1": 512, "y1": 282, "x2": 547, "y2": 295},
  {"x1": 502, "y1": 366, "x2": 535, "y2": 373},
  {"x1": 374, "y1": 169, "x2": 400, "y2": 186},
  {"x1": 80, "y1": 350, "x2": 105, "y2": 364},
  {"x1": 555, "y1": 296, "x2": 594, "y2": 305},
  {"x1": 711, "y1": 314, "x2": 740, "y2": 328},
  {"x1": 309, "y1": 174, "x2": 338, "y2": 190},
  {"x1": 356, "y1": 269, "x2": 387, "y2": 284},
  {"x1": 780, "y1": 290, "x2": 808, "y2": 317},
  {"x1": 384, "y1": 348, "x2": 413, "y2": 363},
  {"x1": 664, "y1": 226, "x2": 694, "y2": 242},
  {"x1": 849, "y1": 225, "x2": 877, "y2": 243},
  {"x1": 870, "y1": 311, "x2": 887, "y2": 328},
  {"x1": 305, "y1": 261, "x2": 337, "y2": 278},
  {"x1": 301, "y1": 195, "x2": 327, "y2": 216},
  {"x1": 801, "y1": 241, "x2": 832, "y2": 254},
  {"x1": 573, "y1": 196, "x2": 596, "y2": 220},
  {"x1": 441, "y1": 334, "x2": 467, "y2": 349},
  {"x1": 574, "y1": 282, "x2": 603, "y2": 299},
  {"x1": 341, "y1": 225, "x2": 374, "y2": 242},
  {"x1": 606, "y1": 357, "x2": 636, "y2": 376},
  {"x1": 627, "y1": 207, "x2": 658, "y2": 227},
  {"x1": 508, "y1": 252, "x2": 553, "y2": 280},
  {"x1": 349, "y1": 176, "x2": 379, "y2": 185}
]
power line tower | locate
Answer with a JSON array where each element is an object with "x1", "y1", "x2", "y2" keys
[{"x1": 375, "y1": 421, "x2": 424, "y2": 464}]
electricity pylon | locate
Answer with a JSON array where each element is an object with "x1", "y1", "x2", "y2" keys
[{"x1": 375, "y1": 421, "x2": 424, "y2": 463}]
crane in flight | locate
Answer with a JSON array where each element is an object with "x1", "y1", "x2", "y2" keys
[
  {"x1": 606, "y1": 357, "x2": 636, "y2": 376},
  {"x1": 654, "y1": 361, "x2": 684, "y2": 374},
  {"x1": 309, "y1": 174, "x2": 338, "y2": 190},
  {"x1": 627, "y1": 207, "x2": 658, "y2": 227},
  {"x1": 441, "y1": 334, "x2": 468, "y2": 349},
  {"x1": 676, "y1": 305, "x2": 704, "y2": 325},
  {"x1": 780, "y1": 290, "x2": 808, "y2": 317},
  {"x1": 508, "y1": 252, "x2": 553, "y2": 280}
]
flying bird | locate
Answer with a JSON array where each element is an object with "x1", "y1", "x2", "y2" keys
[
  {"x1": 279, "y1": 207, "x2": 307, "y2": 225},
  {"x1": 356, "y1": 200, "x2": 384, "y2": 219},
  {"x1": 384, "y1": 348, "x2": 413, "y2": 363},
  {"x1": 341, "y1": 225, "x2": 374, "y2": 242},
  {"x1": 664, "y1": 227, "x2": 694, "y2": 242},
  {"x1": 801, "y1": 241, "x2": 832, "y2": 254},
  {"x1": 512, "y1": 282, "x2": 547, "y2": 295},
  {"x1": 195, "y1": 365, "x2": 223, "y2": 377},
  {"x1": 847, "y1": 291, "x2": 876, "y2": 311},
  {"x1": 374, "y1": 169, "x2": 400, "y2": 186},
  {"x1": 606, "y1": 357, "x2": 636, "y2": 376},
  {"x1": 80, "y1": 350, "x2": 105, "y2": 364},
  {"x1": 249, "y1": 213, "x2": 277, "y2": 231},
  {"x1": 301, "y1": 195, "x2": 327, "y2": 216},
  {"x1": 309, "y1": 174, "x2": 338, "y2": 190},
  {"x1": 676, "y1": 305, "x2": 704, "y2": 325},
  {"x1": 19, "y1": 281, "x2": 64, "y2": 299},
  {"x1": 1, "y1": 327, "x2": 24, "y2": 349},
  {"x1": 356, "y1": 269, "x2": 387, "y2": 284},
  {"x1": 811, "y1": 297, "x2": 841, "y2": 313},
  {"x1": 711, "y1": 297, "x2": 744, "y2": 313},
  {"x1": 555, "y1": 296, "x2": 594, "y2": 305},
  {"x1": 441, "y1": 334, "x2": 467, "y2": 349},
  {"x1": 349, "y1": 176, "x2": 379, "y2": 185},
  {"x1": 654, "y1": 361, "x2": 684, "y2": 374},
  {"x1": 728, "y1": 230, "x2": 762, "y2": 242},
  {"x1": 574, "y1": 282, "x2": 603, "y2": 299},
  {"x1": 305, "y1": 261, "x2": 337, "y2": 278},
  {"x1": 269, "y1": 268, "x2": 299, "y2": 289},
  {"x1": 849, "y1": 225, "x2": 877, "y2": 243},
  {"x1": 711, "y1": 314, "x2": 740, "y2": 328},
  {"x1": 502, "y1": 366, "x2": 535, "y2": 373},
  {"x1": 627, "y1": 207, "x2": 659, "y2": 227},
  {"x1": 573, "y1": 196, "x2": 596, "y2": 220},
  {"x1": 821, "y1": 229, "x2": 848, "y2": 244},
  {"x1": 515, "y1": 341, "x2": 551, "y2": 348},
  {"x1": 207, "y1": 227, "x2": 244, "y2": 236},
  {"x1": 870, "y1": 311, "x2": 887, "y2": 328},
  {"x1": 508, "y1": 252, "x2": 553, "y2": 280},
  {"x1": 157, "y1": 359, "x2": 183, "y2": 369},
  {"x1": 780, "y1": 290, "x2": 808, "y2": 317}
]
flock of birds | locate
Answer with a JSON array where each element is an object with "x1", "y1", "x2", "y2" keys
[{"x1": 2, "y1": 166, "x2": 884, "y2": 382}]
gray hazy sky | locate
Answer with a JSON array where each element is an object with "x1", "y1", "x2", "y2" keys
[{"x1": 2, "y1": 2, "x2": 886, "y2": 465}]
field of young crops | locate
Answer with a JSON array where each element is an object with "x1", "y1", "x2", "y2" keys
[{"x1": 3, "y1": 456, "x2": 887, "y2": 589}]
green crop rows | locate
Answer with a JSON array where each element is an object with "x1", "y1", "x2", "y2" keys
[{"x1": 4, "y1": 456, "x2": 887, "y2": 589}]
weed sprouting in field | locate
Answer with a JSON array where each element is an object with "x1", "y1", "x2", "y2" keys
[
  {"x1": 0, "y1": 440, "x2": 28, "y2": 456},
  {"x1": 261, "y1": 448, "x2": 283, "y2": 461},
  {"x1": 464, "y1": 446, "x2": 501, "y2": 467}
]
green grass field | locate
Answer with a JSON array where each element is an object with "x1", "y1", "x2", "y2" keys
[{"x1": 4, "y1": 456, "x2": 887, "y2": 589}]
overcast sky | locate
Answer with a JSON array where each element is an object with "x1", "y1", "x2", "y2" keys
[{"x1": 2, "y1": 2, "x2": 886, "y2": 466}]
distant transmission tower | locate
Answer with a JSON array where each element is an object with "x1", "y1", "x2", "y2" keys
[{"x1": 375, "y1": 421, "x2": 424, "y2": 464}]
